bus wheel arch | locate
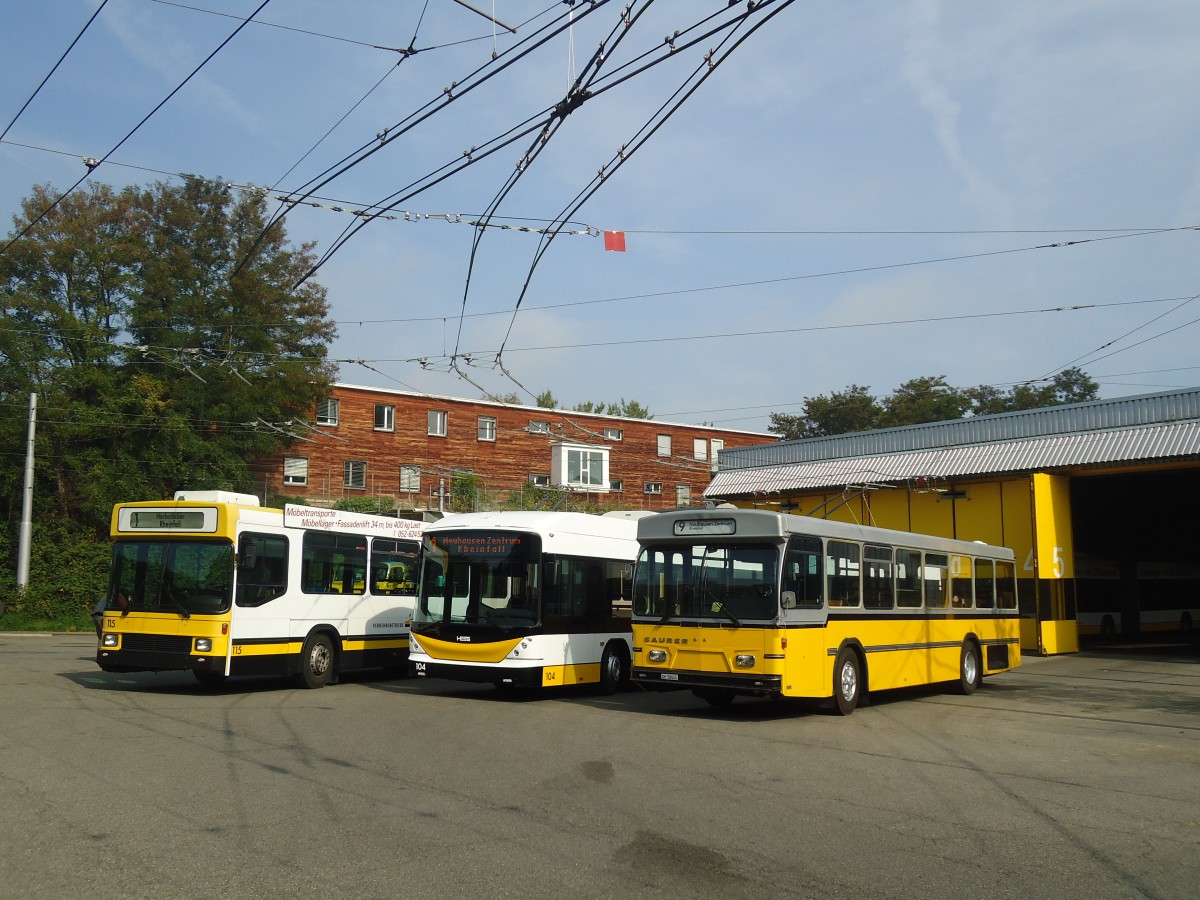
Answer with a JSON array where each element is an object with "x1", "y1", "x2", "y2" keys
[
  {"x1": 297, "y1": 629, "x2": 339, "y2": 689},
  {"x1": 832, "y1": 642, "x2": 866, "y2": 715},
  {"x1": 599, "y1": 641, "x2": 630, "y2": 694},
  {"x1": 955, "y1": 636, "x2": 983, "y2": 695}
]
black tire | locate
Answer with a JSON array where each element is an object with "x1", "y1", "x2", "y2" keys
[
  {"x1": 599, "y1": 642, "x2": 629, "y2": 694},
  {"x1": 832, "y1": 647, "x2": 861, "y2": 715},
  {"x1": 298, "y1": 633, "x2": 335, "y2": 689},
  {"x1": 956, "y1": 640, "x2": 982, "y2": 695},
  {"x1": 194, "y1": 670, "x2": 226, "y2": 688}
]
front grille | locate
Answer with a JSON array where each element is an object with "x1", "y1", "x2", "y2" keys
[{"x1": 121, "y1": 633, "x2": 192, "y2": 654}]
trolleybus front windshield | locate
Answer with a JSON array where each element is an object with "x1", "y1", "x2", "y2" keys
[
  {"x1": 109, "y1": 540, "x2": 234, "y2": 615},
  {"x1": 634, "y1": 542, "x2": 779, "y2": 622},
  {"x1": 416, "y1": 531, "x2": 541, "y2": 628}
]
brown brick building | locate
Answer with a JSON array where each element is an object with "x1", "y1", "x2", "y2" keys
[{"x1": 252, "y1": 383, "x2": 771, "y2": 513}]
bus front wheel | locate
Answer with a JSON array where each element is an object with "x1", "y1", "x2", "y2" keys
[
  {"x1": 956, "y1": 640, "x2": 982, "y2": 695},
  {"x1": 832, "y1": 647, "x2": 861, "y2": 715},
  {"x1": 599, "y1": 643, "x2": 629, "y2": 694},
  {"x1": 298, "y1": 633, "x2": 335, "y2": 689}
]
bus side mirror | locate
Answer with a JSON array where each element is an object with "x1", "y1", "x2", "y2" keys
[
  {"x1": 239, "y1": 542, "x2": 259, "y2": 570},
  {"x1": 781, "y1": 590, "x2": 798, "y2": 609}
]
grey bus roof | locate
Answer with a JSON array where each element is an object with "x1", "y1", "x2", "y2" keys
[
  {"x1": 639, "y1": 508, "x2": 1013, "y2": 559},
  {"x1": 707, "y1": 387, "x2": 1200, "y2": 497}
]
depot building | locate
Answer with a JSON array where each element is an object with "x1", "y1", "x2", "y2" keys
[{"x1": 705, "y1": 387, "x2": 1200, "y2": 655}]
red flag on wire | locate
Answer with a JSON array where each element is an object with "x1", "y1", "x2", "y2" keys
[{"x1": 603, "y1": 230, "x2": 626, "y2": 252}]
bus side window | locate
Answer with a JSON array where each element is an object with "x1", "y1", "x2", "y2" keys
[
  {"x1": 782, "y1": 535, "x2": 823, "y2": 609},
  {"x1": 827, "y1": 540, "x2": 861, "y2": 608},
  {"x1": 236, "y1": 533, "x2": 288, "y2": 606}
]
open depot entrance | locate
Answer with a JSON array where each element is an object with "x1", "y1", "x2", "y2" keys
[{"x1": 1071, "y1": 467, "x2": 1200, "y2": 648}]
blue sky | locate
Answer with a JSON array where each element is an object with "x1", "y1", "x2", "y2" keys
[{"x1": 3, "y1": 1, "x2": 1198, "y2": 434}]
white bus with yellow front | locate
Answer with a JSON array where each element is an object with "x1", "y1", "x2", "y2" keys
[
  {"x1": 408, "y1": 510, "x2": 645, "y2": 691},
  {"x1": 96, "y1": 490, "x2": 424, "y2": 688}
]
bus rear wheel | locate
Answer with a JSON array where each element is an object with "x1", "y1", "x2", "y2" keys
[
  {"x1": 298, "y1": 633, "x2": 335, "y2": 689},
  {"x1": 832, "y1": 647, "x2": 861, "y2": 715},
  {"x1": 956, "y1": 640, "x2": 982, "y2": 695},
  {"x1": 599, "y1": 643, "x2": 629, "y2": 694}
]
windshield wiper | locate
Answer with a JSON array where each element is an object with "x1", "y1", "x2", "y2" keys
[
  {"x1": 703, "y1": 586, "x2": 740, "y2": 626},
  {"x1": 163, "y1": 588, "x2": 191, "y2": 620}
]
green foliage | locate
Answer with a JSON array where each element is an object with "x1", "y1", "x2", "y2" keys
[
  {"x1": 336, "y1": 495, "x2": 397, "y2": 515},
  {"x1": 502, "y1": 482, "x2": 621, "y2": 514},
  {"x1": 449, "y1": 471, "x2": 483, "y2": 512},
  {"x1": 768, "y1": 369, "x2": 1099, "y2": 439},
  {"x1": 535, "y1": 389, "x2": 559, "y2": 409},
  {"x1": 0, "y1": 176, "x2": 337, "y2": 629},
  {"x1": 0, "y1": 519, "x2": 110, "y2": 631},
  {"x1": 571, "y1": 397, "x2": 652, "y2": 418}
]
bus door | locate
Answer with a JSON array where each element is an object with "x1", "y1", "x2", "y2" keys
[{"x1": 779, "y1": 534, "x2": 827, "y2": 695}]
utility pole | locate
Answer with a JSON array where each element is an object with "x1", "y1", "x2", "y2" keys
[{"x1": 16, "y1": 393, "x2": 37, "y2": 594}]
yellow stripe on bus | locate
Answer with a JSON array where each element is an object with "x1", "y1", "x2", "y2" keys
[{"x1": 541, "y1": 663, "x2": 601, "y2": 687}]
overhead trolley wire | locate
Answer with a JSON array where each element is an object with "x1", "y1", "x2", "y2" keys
[
  {"x1": 0, "y1": 0, "x2": 274, "y2": 259},
  {"x1": 0, "y1": 0, "x2": 111, "y2": 144}
]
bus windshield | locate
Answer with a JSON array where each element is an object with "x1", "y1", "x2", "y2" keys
[
  {"x1": 634, "y1": 542, "x2": 779, "y2": 622},
  {"x1": 416, "y1": 530, "x2": 541, "y2": 628},
  {"x1": 109, "y1": 540, "x2": 234, "y2": 616}
]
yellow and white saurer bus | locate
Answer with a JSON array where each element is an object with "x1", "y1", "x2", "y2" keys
[
  {"x1": 631, "y1": 508, "x2": 1020, "y2": 713},
  {"x1": 96, "y1": 490, "x2": 425, "y2": 688},
  {"x1": 409, "y1": 510, "x2": 646, "y2": 691}
]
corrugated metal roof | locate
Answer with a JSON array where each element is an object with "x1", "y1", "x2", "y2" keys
[
  {"x1": 718, "y1": 387, "x2": 1200, "y2": 469},
  {"x1": 705, "y1": 420, "x2": 1200, "y2": 498}
]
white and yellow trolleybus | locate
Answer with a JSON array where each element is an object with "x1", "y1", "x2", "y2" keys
[
  {"x1": 631, "y1": 508, "x2": 1021, "y2": 713},
  {"x1": 96, "y1": 490, "x2": 424, "y2": 688},
  {"x1": 409, "y1": 510, "x2": 645, "y2": 691}
]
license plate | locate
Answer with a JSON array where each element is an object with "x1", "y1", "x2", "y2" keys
[{"x1": 660, "y1": 673, "x2": 679, "y2": 681}]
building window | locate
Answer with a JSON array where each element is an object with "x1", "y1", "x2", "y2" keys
[
  {"x1": 400, "y1": 465, "x2": 420, "y2": 492},
  {"x1": 710, "y1": 438, "x2": 724, "y2": 467},
  {"x1": 604, "y1": 427, "x2": 623, "y2": 441},
  {"x1": 478, "y1": 416, "x2": 496, "y2": 442},
  {"x1": 692, "y1": 438, "x2": 707, "y2": 461},
  {"x1": 530, "y1": 473, "x2": 550, "y2": 486},
  {"x1": 283, "y1": 456, "x2": 308, "y2": 487},
  {"x1": 528, "y1": 420, "x2": 550, "y2": 434},
  {"x1": 644, "y1": 481, "x2": 663, "y2": 495},
  {"x1": 374, "y1": 404, "x2": 395, "y2": 432},
  {"x1": 316, "y1": 398, "x2": 339, "y2": 426},
  {"x1": 657, "y1": 434, "x2": 671, "y2": 457},
  {"x1": 344, "y1": 460, "x2": 366, "y2": 490},
  {"x1": 610, "y1": 478, "x2": 623, "y2": 492},
  {"x1": 550, "y1": 442, "x2": 608, "y2": 491},
  {"x1": 428, "y1": 410, "x2": 447, "y2": 437},
  {"x1": 676, "y1": 484, "x2": 691, "y2": 507}
]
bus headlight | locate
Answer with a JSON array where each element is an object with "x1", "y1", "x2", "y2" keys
[
  {"x1": 735, "y1": 654, "x2": 756, "y2": 668},
  {"x1": 195, "y1": 638, "x2": 212, "y2": 653},
  {"x1": 647, "y1": 649, "x2": 667, "y2": 663},
  {"x1": 102, "y1": 634, "x2": 119, "y2": 648}
]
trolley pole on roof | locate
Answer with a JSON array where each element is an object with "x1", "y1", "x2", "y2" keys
[{"x1": 16, "y1": 392, "x2": 36, "y2": 593}]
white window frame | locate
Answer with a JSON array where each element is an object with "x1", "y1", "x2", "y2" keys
[
  {"x1": 676, "y1": 484, "x2": 692, "y2": 507},
  {"x1": 283, "y1": 456, "x2": 308, "y2": 487},
  {"x1": 609, "y1": 478, "x2": 623, "y2": 492},
  {"x1": 375, "y1": 403, "x2": 395, "y2": 432},
  {"x1": 478, "y1": 416, "x2": 497, "y2": 442},
  {"x1": 316, "y1": 398, "x2": 339, "y2": 426},
  {"x1": 644, "y1": 481, "x2": 663, "y2": 495},
  {"x1": 549, "y1": 442, "x2": 609, "y2": 492},
  {"x1": 344, "y1": 460, "x2": 366, "y2": 490},
  {"x1": 603, "y1": 427, "x2": 623, "y2": 441},
  {"x1": 692, "y1": 438, "x2": 707, "y2": 461},
  {"x1": 529, "y1": 473, "x2": 550, "y2": 486},
  {"x1": 428, "y1": 410, "x2": 448, "y2": 437},
  {"x1": 657, "y1": 434, "x2": 671, "y2": 458},
  {"x1": 400, "y1": 465, "x2": 420, "y2": 492},
  {"x1": 528, "y1": 420, "x2": 551, "y2": 434}
]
